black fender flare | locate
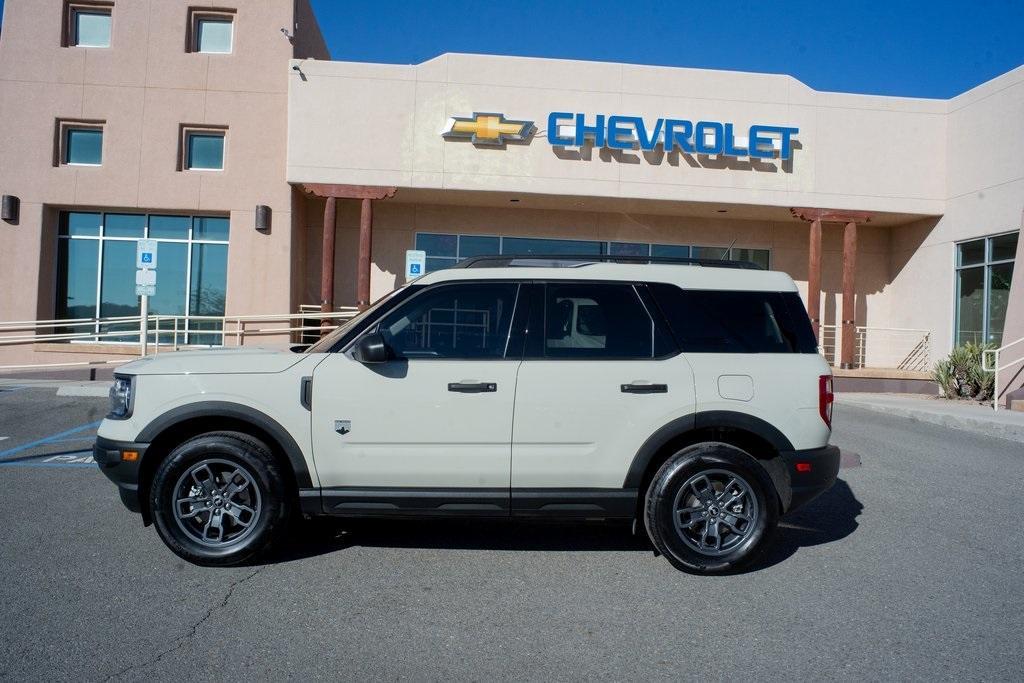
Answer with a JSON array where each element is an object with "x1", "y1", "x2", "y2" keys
[
  {"x1": 136, "y1": 401, "x2": 313, "y2": 488},
  {"x1": 622, "y1": 410, "x2": 794, "y2": 489}
]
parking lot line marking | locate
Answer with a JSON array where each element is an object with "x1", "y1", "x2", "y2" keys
[
  {"x1": 0, "y1": 461, "x2": 96, "y2": 469},
  {"x1": 0, "y1": 421, "x2": 101, "y2": 462}
]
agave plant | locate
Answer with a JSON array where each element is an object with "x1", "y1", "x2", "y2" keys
[{"x1": 932, "y1": 342, "x2": 995, "y2": 401}]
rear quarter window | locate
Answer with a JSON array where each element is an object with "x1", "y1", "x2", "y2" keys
[{"x1": 648, "y1": 283, "x2": 818, "y2": 354}]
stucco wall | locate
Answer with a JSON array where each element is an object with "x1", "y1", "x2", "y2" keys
[
  {"x1": 0, "y1": 0, "x2": 319, "y2": 366},
  {"x1": 287, "y1": 54, "x2": 948, "y2": 216}
]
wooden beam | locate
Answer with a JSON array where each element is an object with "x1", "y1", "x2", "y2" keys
[
  {"x1": 840, "y1": 220, "x2": 858, "y2": 368},
  {"x1": 357, "y1": 198, "x2": 373, "y2": 310},
  {"x1": 791, "y1": 207, "x2": 872, "y2": 224},
  {"x1": 320, "y1": 196, "x2": 337, "y2": 334},
  {"x1": 807, "y1": 218, "x2": 822, "y2": 341},
  {"x1": 301, "y1": 183, "x2": 397, "y2": 200}
]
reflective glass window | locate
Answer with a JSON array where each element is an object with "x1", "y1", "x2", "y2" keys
[
  {"x1": 66, "y1": 128, "x2": 103, "y2": 165},
  {"x1": 196, "y1": 18, "x2": 232, "y2": 53},
  {"x1": 187, "y1": 133, "x2": 225, "y2": 170},
  {"x1": 74, "y1": 10, "x2": 111, "y2": 47}
]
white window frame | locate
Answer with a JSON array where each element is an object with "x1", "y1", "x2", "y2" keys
[
  {"x1": 413, "y1": 232, "x2": 771, "y2": 272},
  {"x1": 953, "y1": 230, "x2": 1019, "y2": 347},
  {"x1": 56, "y1": 212, "x2": 231, "y2": 346}
]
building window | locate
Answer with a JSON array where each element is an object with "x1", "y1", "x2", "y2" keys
[
  {"x1": 64, "y1": 2, "x2": 112, "y2": 48},
  {"x1": 55, "y1": 211, "x2": 230, "y2": 346},
  {"x1": 180, "y1": 126, "x2": 227, "y2": 171},
  {"x1": 413, "y1": 233, "x2": 770, "y2": 273},
  {"x1": 57, "y1": 120, "x2": 104, "y2": 166},
  {"x1": 955, "y1": 231, "x2": 1018, "y2": 347},
  {"x1": 188, "y1": 8, "x2": 235, "y2": 54}
]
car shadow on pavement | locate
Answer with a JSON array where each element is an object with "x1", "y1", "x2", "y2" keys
[
  {"x1": 263, "y1": 478, "x2": 863, "y2": 571},
  {"x1": 747, "y1": 478, "x2": 863, "y2": 572}
]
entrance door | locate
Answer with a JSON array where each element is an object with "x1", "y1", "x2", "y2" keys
[
  {"x1": 310, "y1": 281, "x2": 523, "y2": 513},
  {"x1": 511, "y1": 282, "x2": 696, "y2": 512}
]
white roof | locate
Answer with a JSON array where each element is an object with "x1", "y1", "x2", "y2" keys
[{"x1": 418, "y1": 262, "x2": 798, "y2": 293}]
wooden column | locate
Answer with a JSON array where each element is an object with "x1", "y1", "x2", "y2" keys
[
  {"x1": 357, "y1": 197, "x2": 373, "y2": 311},
  {"x1": 840, "y1": 220, "x2": 858, "y2": 368},
  {"x1": 319, "y1": 196, "x2": 337, "y2": 333},
  {"x1": 807, "y1": 218, "x2": 822, "y2": 340}
]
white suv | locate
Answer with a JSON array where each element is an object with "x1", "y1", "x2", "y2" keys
[{"x1": 94, "y1": 255, "x2": 840, "y2": 574}]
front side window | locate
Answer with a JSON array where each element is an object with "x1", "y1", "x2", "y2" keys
[
  {"x1": 69, "y1": 5, "x2": 111, "y2": 47},
  {"x1": 377, "y1": 283, "x2": 519, "y2": 359},
  {"x1": 539, "y1": 283, "x2": 667, "y2": 359},
  {"x1": 184, "y1": 131, "x2": 225, "y2": 170},
  {"x1": 55, "y1": 211, "x2": 230, "y2": 345},
  {"x1": 63, "y1": 125, "x2": 103, "y2": 165},
  {"x1": 955, "y1": 232, "x2": 1017, "y2": 346}
]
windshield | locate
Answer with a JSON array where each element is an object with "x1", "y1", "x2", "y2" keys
[{"x1": 305, "y1": 285, "x2": 410, "y2": 353}]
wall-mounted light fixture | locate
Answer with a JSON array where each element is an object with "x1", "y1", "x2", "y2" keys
[
  {"x1": 1, "y1": 195, "x2": 19, "y2": 223},
  {"x1": 255, "y1": 204, "x2": 271, "y2": 234}
]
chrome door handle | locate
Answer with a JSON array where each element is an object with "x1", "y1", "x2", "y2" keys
[
  {"x1": 621, "y1": 383, "x2": 668, "y2": 394},
  {"x1": 448, "y1": 382, "x2": 497, "y2": 393}
]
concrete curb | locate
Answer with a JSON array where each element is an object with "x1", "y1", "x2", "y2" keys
[
  {"x1": 836, "y1": 395, "x2": 1024, "y2": 443},
  {"x1": 56, "y1": 384, "x2": 111, "y2": 397}
]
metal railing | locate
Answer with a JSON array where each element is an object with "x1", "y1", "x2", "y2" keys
[
  {"x1": 819, "y1": 324, "x2": 931, "y2": 371},
  {"x1": 982, "y1": 335, "x2": 1024, "y2": 411},
  {"x1": 0, "y1": 308, "x2": 359, "y2": 373}
]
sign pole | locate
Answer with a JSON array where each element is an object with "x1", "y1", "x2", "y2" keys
[
  {"x1": 135, "y1": 239, "x2": 158, "y2": 357},
  {"x1": 140, "y1": 293, "x2": 149, "y2": 356}
]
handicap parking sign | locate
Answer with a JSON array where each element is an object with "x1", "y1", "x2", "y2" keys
[
  {"x1": 405, "y1": 250, "x2": 426, "y2": 280},
  {"x1": 136, "y1": 239, "x2": 158, "y2": 269}
]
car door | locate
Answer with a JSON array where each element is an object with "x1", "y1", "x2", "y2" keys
[
  {"x1": 511, "y1": 281, "x2": 696, "y2": 511},
  {"x1": 310, "y1": 280, "x2": 524, "y2": 513}
]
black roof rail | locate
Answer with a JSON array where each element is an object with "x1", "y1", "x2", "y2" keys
[{"x1": 451, "y1": 254, "x2": 764, "y2": 270}]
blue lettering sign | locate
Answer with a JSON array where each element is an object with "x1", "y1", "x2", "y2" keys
[{"x1": 546, "y1": 112, "x2": 799, "y2": 160}]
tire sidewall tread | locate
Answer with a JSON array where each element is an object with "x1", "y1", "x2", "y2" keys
[
  {"x1": 644, "y1": 442, "x2": 779, "y2": 574},
  {"x1": 150, "y1": 431, "x2": 290, "y2": 567}
]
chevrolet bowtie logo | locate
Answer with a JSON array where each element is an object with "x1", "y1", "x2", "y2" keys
[{"x1": 442, "y1": 112, "x2": 534, "y2": 146}]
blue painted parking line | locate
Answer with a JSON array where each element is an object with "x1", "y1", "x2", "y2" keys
[{"x1": 0, "y1": 421, "x2": 101, "y2": 468}]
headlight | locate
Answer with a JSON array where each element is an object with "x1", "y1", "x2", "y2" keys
[{"x1": 108, "y1": 375, "x2": 135, "y2": 419}]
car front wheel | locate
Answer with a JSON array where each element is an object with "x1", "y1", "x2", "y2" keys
[
  {"x1": 150, "y1": 431, "x2": 290, "y2": 566},
  {"x1": 644, "y1": 442, "x2": 779, "y2": 574}
]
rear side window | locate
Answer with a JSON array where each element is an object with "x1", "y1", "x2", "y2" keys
[
  {"x1": 536, "y1": 282, "x2": 672, "y2": 359},
  {"x1": 648, "y1": 284, "x2": 818, "y2": 354}
]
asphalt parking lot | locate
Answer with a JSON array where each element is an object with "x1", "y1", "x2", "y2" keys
[{"x1": 1, "y1": 384, "x2": 1022, "y2": 681}]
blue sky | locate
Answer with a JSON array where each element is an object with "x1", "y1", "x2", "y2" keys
[
  {"x1": 1, "y1": 1, "x2": 1019, "y2": 98},
  {"x1": 310, "y1": 0, "x2": 1024, "y2": 99}
]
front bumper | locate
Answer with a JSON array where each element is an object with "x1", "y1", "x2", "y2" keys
[
  {"x1": 778, "y1": 444, "x2": 841, "y2": 513},
  {"x1": 94, "y1": 435, "x2": 149, "y2": 514}
]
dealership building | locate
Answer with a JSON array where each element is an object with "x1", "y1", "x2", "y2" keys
[{"x1": 0, "y1": 1, "x2": 1022, "y2": 401}]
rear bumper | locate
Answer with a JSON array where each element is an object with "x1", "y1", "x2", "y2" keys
[
  {"x1": 778, "y1": 444, "x2": 840, "y2": 513},
  {"x1": 93, "y1": 435, "x2": 148, "y2": 514}
]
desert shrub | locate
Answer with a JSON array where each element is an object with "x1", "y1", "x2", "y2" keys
[{"x1": 932, "y1": 342, "x2": 995, "y2": 401}]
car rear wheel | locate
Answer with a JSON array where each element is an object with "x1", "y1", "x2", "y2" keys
[
  {"x1": 644, "y1": 442, "x2": 779, "y2": 574},
  {"x1": 150, "y1": 431, "x2": 290, "y2": 566}
]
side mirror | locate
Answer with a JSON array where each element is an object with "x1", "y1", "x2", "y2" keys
[{"x1": 352, "y1": 332, "x2": 390, "y2": 364}]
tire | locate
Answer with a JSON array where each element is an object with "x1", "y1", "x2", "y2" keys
[
  {"x1": 150, "y1": 431, "x2": 291, "y2": 566},
  {"x1": 644, "y1": 442, "x2": 779, "y2": 574}
]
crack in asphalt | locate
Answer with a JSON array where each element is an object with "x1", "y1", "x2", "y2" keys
[{"x1": 102, "y1": 567, "x2": 263, "y2": 682}]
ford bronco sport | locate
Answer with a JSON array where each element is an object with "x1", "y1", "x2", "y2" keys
[{"x1": 94, "y1": 255, "x2": 840, "y2": 574}]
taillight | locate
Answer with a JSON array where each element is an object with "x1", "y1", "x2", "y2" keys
[{"x1": 819, "y1": 374, "x2": 834, "y2": 429}]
